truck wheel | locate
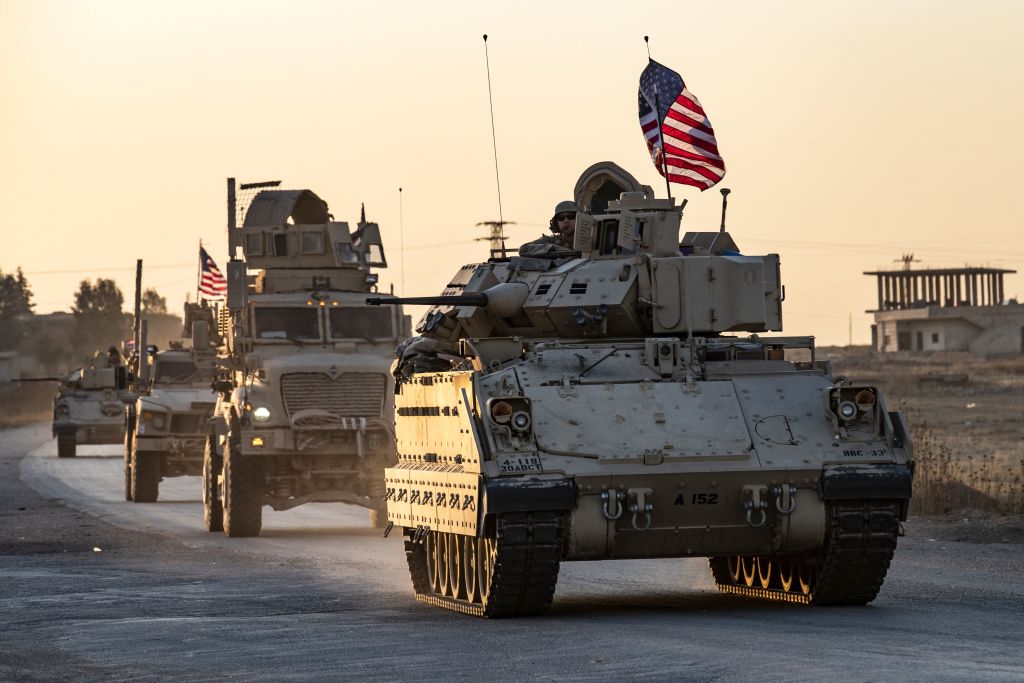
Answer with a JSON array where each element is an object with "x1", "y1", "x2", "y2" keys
[
  {"x1": 131, "y1": 449, "x2": 160, "y2": 503},
  {"x1": 222, "y1": 433, "x2": 263, "y2": 537},
  {"x1": 57, "y1": 432, "x2": 76, "y2": 458},
  {"x1": 202, "y1": 436, "x2": 224, "y2": 532}
]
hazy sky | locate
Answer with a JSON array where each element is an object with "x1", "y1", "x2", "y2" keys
[{"x1": 2, "y1": 0, "x2": 1022, "y2": 345}]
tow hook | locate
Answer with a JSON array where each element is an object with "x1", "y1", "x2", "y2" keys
[
  {"x1": 601, "y1": 489, "x2": 626, "y2": 520},
  {"x1": 772, "y1": 484, "x2": 797, "y2": 514},
  {"x1": 626, "y1": 488, "x2": 654, "y2": 531},
  {"x1": 742, "y1": 486, "x2": 769, "y2": 527}
]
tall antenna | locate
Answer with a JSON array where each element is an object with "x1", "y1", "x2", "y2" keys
[
  {"x1": 719, "y1": 188, "x2": 731, "y2": 232},
  {"x1": 398, "y1": 187, "x2": 406, "y2": 296},
  {"x1": 482, "y1": 35, "x2": 505, "y2": 248}
]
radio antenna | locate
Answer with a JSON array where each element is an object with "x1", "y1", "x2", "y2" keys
[
  {"x1": 398, "y1": 187, "x2": 406, "y2": 296},
  {"x1": 482, "y1": 34, "x2": 506, "y2": 255},
  {"x1": 719, "y1": 188, "x2": 731, "y2": 232}
]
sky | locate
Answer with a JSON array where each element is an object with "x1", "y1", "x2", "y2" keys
[{"x1": 2, "y1": 0, "x2": 1022, "y2": 345}]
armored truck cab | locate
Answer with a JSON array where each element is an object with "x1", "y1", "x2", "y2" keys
[
  {"x1": 52, "y1": 352, "x2": 127, "y2": 458},
  {"x1": 123, "y1": 346, "x2": 217, "y2": 502},
  {"x1": 202, "y1": 181, "x2": 408, "y2": 537},
  {"x1": 371, "y1": 162, "x2": 913, "y2": 617}
]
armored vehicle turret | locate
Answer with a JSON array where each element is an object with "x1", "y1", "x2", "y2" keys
[
  {"x1": 201, "y1": 179, "x2": 409, "y2": 536},
  {"x1": 51, "y1": 350, "x2": 129, "y2": 457},
  {"x1": 370, "y1": 162, "x2": 913, "y2": 617}
]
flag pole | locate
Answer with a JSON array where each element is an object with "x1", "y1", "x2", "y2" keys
[
  {"x1": 653, "y1": 86, "x2": 673, "y2": 203},
  {"x1": 398, "y1": 187, "x2": 406, "y2": 297},
  {"x1": 644, "y1": 37, "x2": 673, "y2": 203},
  {"x1": 196, "y1": 239, "x2": 202, "y2": 303}
]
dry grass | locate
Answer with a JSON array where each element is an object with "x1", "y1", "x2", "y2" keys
[{"x1": 0, "y1": 384, "x2": 55, "y2": 429}]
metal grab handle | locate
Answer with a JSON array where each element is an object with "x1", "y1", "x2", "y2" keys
[
  {"x1": 601, "y1": 490, "x2": 625, "y2": 520},
  {"x1": 630, "y1": 506, "x2": 653, "y2": 531},
  {"x1": 773, "y1": 485, "x2": 797, "y2": 514},
  {"x1": 746, "y1": 507, "x2": 767, "y2": 528}
]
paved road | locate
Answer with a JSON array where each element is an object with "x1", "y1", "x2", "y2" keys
[{"x1": 3, "y1": 423, "x2": 1023, "y2": 682}]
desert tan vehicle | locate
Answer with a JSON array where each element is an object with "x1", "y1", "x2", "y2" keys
[
  {"x1": 52, "y1": 352, "x2": 128, "y2": 458},
  {"x1": 200, "y1": 180, "x2": 409, "y2": 537},
  {"x1": 123, "y1": 345, "x2": 217, "y2": 502},
  {"x1": 370, "y1": 162, "x2": 914, "y2": 617}
]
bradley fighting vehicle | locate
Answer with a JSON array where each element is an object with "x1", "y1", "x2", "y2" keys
[
  {"x1": 200, "y1": 179, "x2": 409, "y2": 537},
  {"x1": 123, "y1": 342, "x2": 217, "y2": 502},
  {"x1": 51, "y1": 350, "x2": 128, "y2": 458},
  {"x1": 369, "y1": 162, "x2": 914, "y2": 617}
]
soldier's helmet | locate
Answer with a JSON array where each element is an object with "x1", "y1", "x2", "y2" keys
[{"x1": 550, "y1": 200, "x2": 578, "y2": 233}]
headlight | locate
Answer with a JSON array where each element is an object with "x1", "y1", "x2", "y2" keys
[
  {"x1": 57, "y1": 403, "x2": 70, "y2": 416},
  {"x1": 512, "y1": 411, "x2": 531, "y2": 432},
  {"x1": 142, "y1": 411, "x2": 167, "y2": 430},
  {"x1": 838, "y1": 402, "x2": 858, "y2": 421},
  {"x1": 253, "y1": 406, "x2": 271, "y2": 422}
]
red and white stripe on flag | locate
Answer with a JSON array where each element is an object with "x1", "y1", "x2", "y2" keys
[
  {"x1": 199, "y1": 247, "x2": 227, "y2": 300},
  {"x1": 638, "y1": 60, "x2": 725, "y2": 191}
]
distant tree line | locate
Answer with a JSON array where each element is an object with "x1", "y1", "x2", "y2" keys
[{"x1": 0, "y1": 268, "x2": 173, "y2": 373}]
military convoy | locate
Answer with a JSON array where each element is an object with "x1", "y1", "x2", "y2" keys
[
  {"x1": 197, "y1": 180, "x2": 409, "y2": 537},
  {"x1": 123, "y1": 343, "x2": 217, "y2": 502},
  {"x1": 369, "y1": 162, "x2": 914, "y2": 617},
  {"x1": 51, "y1": 351, "x2": 128, "y2": 458}
]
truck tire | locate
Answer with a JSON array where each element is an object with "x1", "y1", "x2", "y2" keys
[
  {"x1": 57, "y1": 432, "x2": 76, "y2": 458},
  {"x1": 222, "y1": 432, "x2": 263, "y2": 537},
  {"x1": 131, "y1": 449, "x2": 161, "y2": 503},
  {"x1": 202, "y1": 435, "x2": 224, "y2": 532}
]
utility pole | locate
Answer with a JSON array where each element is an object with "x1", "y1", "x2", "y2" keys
[{"x1": 475, "y1": 219, "x2": 517, "y2": 258}]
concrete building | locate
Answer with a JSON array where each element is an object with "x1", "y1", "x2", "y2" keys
[{"x1": 864, "y1": 265, "x2": 1023, "y2": 353}]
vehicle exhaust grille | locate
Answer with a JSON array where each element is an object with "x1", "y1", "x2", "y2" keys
[{"x1": 281, "y1": 373, "x2": 386, "y2": 419}]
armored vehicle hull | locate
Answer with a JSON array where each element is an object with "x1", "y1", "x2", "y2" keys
[
  {"x1": 377, "y1": 162, "x2": 913, "y2": 616},
  {"x1": 52, "y1": 363, "x2": 127, "y2": 458}
]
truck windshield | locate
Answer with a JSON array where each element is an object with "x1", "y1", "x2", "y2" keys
[
  {"x1": 328, "y1": 308, "x2": 393, "y2": 340},
  {"x1": 253, "y1": 308, "x2": 321, "y2": 342},
  {"x1": 153, "y1": 360, "x2": 198, "y2": 383}
]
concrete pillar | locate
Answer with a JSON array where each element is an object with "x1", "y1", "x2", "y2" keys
[
  {"x1": 955, "y1": 275, "x2": 961, "y2": 305},
  {"x1": 998, "y1": 274, "x2": 1004, "y2": 304},
  {"x1": 876, "y1": 275, "x2": 883, "y2": 311}
]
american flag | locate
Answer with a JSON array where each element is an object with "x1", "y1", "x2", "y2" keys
[
  {"x1": 638, "y1": 60, "x2": 725, "y2": 191},
  {"x1": 199, "y1": 246, "x2": 227, "y2": 300}
]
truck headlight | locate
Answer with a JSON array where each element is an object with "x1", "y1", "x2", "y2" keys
[
  {"x1": 253, "y1": 406, "x2": 271, "y2": 422},
  {"x1": 838, "y1": 402, "x2": 858, "y2": 420},
  {"x1": 141, "y1": 411, "x2": 166, "y2": 430}
]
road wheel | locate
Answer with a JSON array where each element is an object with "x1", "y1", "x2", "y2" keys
[
  {"x1": 131, "y1": 448, "x2": 160, "y2": 503},
  {"x1": 222, "y1": 432, "x2": 263, "y2": 537},
  {"x1": 202, "y1": 435, "x2": 223, "y2": 532},
  {"x1": 123, "y1": 411, "x2": 135, "y2": 501},
  {"x1": 56, "y1": 432, "x2": 76, "y2": 458}
]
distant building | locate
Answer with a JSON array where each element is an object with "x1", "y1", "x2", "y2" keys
[{"x1": 864, "y1": 265, "x2": 1022, "y2": 353}]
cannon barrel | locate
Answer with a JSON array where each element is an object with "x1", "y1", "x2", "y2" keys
[
  {"x1": 367, "y1": 294, "x2": 489, "y2": 307},
  {"x1": 9, "y1": 377, "x2": 64, "y2": 383}
]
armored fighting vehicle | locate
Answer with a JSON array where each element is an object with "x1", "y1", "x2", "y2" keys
[
  {"x1": 52, "y1": 351, "x2": 128, "y2": 458},
  {"x1": 370, "y1": 162, "x2": 914, "y2": 617},
  {"x1": 123, "y1": 343, "x2": 217, "y2": 502},
  {"x1": 200, "y1": 179, "x2": 409, "y2": 536}
]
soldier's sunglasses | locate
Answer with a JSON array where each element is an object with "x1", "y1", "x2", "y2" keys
[{"x1": 556, "y1": 213, "x2": 576, "y2": 221}]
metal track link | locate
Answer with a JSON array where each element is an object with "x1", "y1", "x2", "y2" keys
[
  {"x1": 405, "y1": 511, "x2": 563, "y2": 618},
  {"x1": 710, "y1": 499, "x2": 900, "y2": 606}
]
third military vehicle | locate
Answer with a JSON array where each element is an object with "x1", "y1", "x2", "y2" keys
[
  {"x1": 124, "y1": 343, "x2": 217, "y2": 502},
  {"x1": 200, "y1": 179, "x2": 408, "y2": 536},
  {"x1": 52, "y1": 350, "x2": 127, "y2": 458},
  {"x1": 370, "y1": 162, "x2": 914, "y2": 617}
]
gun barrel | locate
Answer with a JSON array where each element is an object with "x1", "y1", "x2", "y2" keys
[
  {"x1": 10, "y1": 377, "x2": 63, "y2": 383},
  {"x1": 366, "y1": 294, "x2": 489, "y2": 307}
]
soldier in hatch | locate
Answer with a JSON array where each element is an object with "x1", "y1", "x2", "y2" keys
[{"x1": 519, "y1": 200, "x2": 577, "y2": 257}]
